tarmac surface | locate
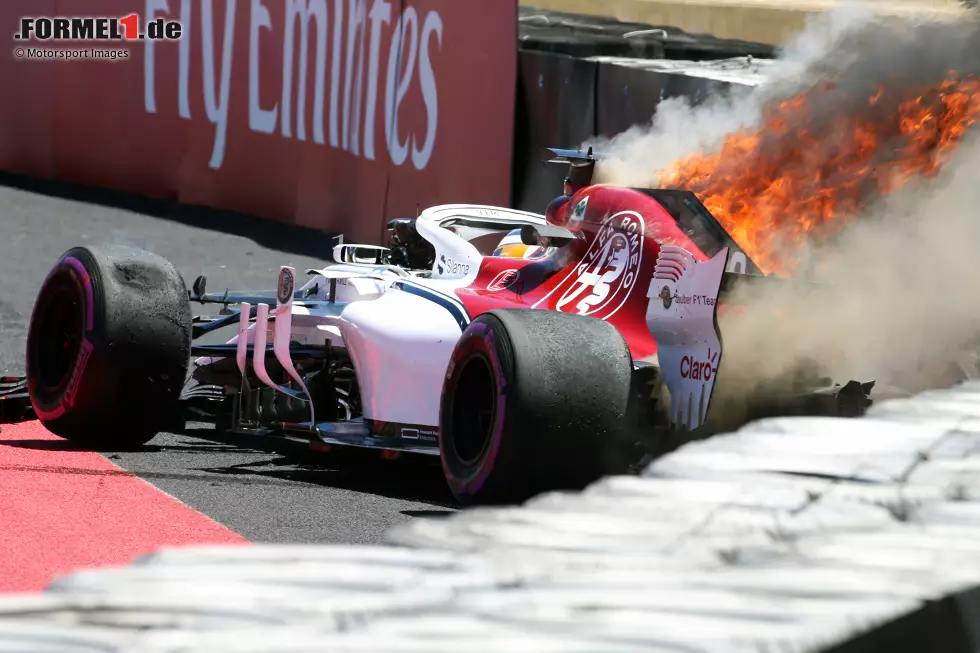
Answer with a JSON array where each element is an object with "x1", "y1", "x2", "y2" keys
[{"x1": 0, "y1": 174, "x2": 457, "y2": 568}]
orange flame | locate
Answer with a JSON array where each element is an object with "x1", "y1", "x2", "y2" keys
[{"x1": 657, "y1": 72, "x2": 980, "y2": 275}]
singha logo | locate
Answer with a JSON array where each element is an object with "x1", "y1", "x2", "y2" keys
[{"x1": 277, "y1": 267, "x2": 295, "y2": 306}]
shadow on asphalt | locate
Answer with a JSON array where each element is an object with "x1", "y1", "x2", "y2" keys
[
  {"x1": 0, "y1": 172, "x2": 340, "y2": 259},
  {"x1": 184, "y1": 427, "x2": 458, "y2": 509},
  {"x1": 0, "y1": 424, "x2": 458, "y2": 510},
  {"x1": 0, "y1": 438, "x2": 84, "y2": 452}
]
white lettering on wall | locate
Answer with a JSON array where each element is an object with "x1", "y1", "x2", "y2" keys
[
  {"x1": 145, "y1": 0, "x2": 442, "y2": 170},
  {"x1": 385, "y1": 6, "x2": 416, "y2": 167},
  {"x1": 282, "y1": 0, "x2": 328, "y2": 143},
  {"x1": 413, "y1": 9, "x2": 441, "y2": 169},
  {"x1": 201, "y1": 0, "x2": 236, "y2": 169},
  {"x1": 144, "y1": 0, "x2": 168, "y2": 114},
  {"x1": 364, "y1": 0, "x2": 391, "y2": 160},
  {"x1": 328, "y1": 0, "x2": 344, "y2": 147},
  {"x1": 342, "y1": 0, "x2": 366, "y2": 155},
  {"x1": 249, "y1": 0, "x2": 278, "y2": 134},
  {"x1": 179, "y1": 0, "x2": 192, "y2": 118}
]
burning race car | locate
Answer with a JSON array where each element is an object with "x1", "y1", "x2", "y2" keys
[{"x1": 0, "y1": 149, "x2": 873, "y2": 505}]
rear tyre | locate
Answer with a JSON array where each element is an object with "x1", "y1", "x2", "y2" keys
[
  {"x1": 439, "y1": 309, "x2": 634, "y2": 506},
  {"x1": 26, "y1": 245, "x2": 191, "y2": 449}
]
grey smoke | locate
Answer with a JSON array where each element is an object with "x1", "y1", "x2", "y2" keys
[
  {"x1": 589, "y1": 5, "x2": 879, "y2": 186},
  {"x1": 588, "y1": 5, "x2": 980, "y2": 409},
  {"x1": 108, "y1": 232, "x2": 156, "y2": 255}
]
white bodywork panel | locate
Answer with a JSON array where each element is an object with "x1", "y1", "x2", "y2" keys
[{"x1": 340, "y1": 286, "x2": 466, "y2": 426}]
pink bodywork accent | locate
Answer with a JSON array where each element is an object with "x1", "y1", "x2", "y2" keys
[
  {"x1": 273, "y1": 267, "x2": 313, "y2": 408},
  {"x1": 236, "y1": 302, "x2": 251, "y2": 377},
  {"x1": 251, "y1": 303, "x2": 277, "y2": 390}
]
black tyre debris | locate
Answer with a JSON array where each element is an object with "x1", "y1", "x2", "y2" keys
[
  {"x1": 0, "y1": 398, "x2": 28, "y2": 424},
  {"x1": 26, "y1": 245, "x2": 191, "y2": 448},
  {"x1": 439, "y1": 309, "x2": 634, "y2": 506}
]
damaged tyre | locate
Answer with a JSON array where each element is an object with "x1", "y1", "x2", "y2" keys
[{"x1": 26, "y1": 245, "x2": 191, "y2": 448}]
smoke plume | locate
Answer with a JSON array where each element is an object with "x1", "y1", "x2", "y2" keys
[{"x1": 588, "y1": 5, "x2": 980, "y2": 410}]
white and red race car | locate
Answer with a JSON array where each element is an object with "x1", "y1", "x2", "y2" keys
[{"x1": 0, "y1": 149, "x2": 872, "y2": 505}]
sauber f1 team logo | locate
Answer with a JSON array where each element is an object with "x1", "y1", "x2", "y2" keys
[{"x1": 533, "y1": 211, "x2": 644, "y2": 320}]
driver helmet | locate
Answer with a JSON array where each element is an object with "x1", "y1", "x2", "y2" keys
[{"x1": 493, "y1": 229, "x2": 546, "y2": 259}]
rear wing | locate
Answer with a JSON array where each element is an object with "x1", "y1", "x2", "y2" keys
[
  {"x1": 645, "y1": 246, "x2": 727, "y2": 431},
  {"x1": 636, "y1": 188, "x2": 763, "y2": 277}
]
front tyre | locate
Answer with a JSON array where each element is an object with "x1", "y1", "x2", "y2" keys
[
  {"x1": 26, "y1": 245, "x2": 191, "y2": 448},
  {"x1": 439, "y1": 309, "x2": 634, "y2": 506}
]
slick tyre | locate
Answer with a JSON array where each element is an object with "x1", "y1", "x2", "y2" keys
[
  {"x1": 26, "y1": 245, "x2": 192, "y2": 448},
  {"x1": 439, "y1": 309, "x2": 634, "y2": 506}
]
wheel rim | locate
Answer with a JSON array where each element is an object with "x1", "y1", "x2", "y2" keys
[
  {"x1": 450, "y1": 353, "x2": 497, "y2": 466},
  {"x1": 32, "y1": 272, "x2": 85, "y2": 392}
]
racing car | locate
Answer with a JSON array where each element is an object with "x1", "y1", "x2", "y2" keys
[{"x1": 0, "y1": 148, "x2": 874, "y2": 506}]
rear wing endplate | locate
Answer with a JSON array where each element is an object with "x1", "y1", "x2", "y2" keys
[{"x1": 645, "y1": 246, "x2": 727, "y2": 431}]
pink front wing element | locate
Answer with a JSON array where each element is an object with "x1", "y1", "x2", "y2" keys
[
  {"x1": 236, "y1": 302, "x2": 252, "y2": 377},
  {"x1": 0, "y1": 421, "x2": 246, "y2": 593},
  {"x1": 273, "y1": 267, "x2": 313, "y2": 417},
  {"x1": 252, "y1": 303, "x2": 278, "y2": 391}
]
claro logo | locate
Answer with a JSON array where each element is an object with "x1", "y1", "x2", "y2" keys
[
  {"x1": 680, "y1": 349, "x2": 719, "y2": 381},
  {"x1": 143, "y1": 0, "x2": 443, "y2": 170}
]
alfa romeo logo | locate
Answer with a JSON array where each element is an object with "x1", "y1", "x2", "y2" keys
[
  {"x1": 277, "y1": 267, "x2": 295, "y2": 305},
  {"x1": 538, "y1": 211, "x2": 645, "y2": 321},
  {"x1": 660, "y1": 285, "x2": 673, "y2": 309}
]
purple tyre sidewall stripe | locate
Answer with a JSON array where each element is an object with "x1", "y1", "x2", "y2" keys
[
  {"x1": 30, "y1": 255, "x2": 96, "y2": 421},
  {"x1": 63, "y1": 257, "x2": 95, "y2": 331},
  {"x1": 441, "y1": 322, "x2": 508, "y2": 496}
]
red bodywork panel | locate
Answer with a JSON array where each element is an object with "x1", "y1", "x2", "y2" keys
[{"x1": 453, "y1": 185, "x2": 711, "y2": 359}]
